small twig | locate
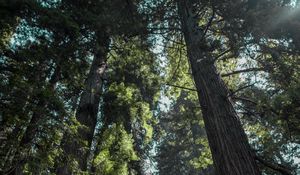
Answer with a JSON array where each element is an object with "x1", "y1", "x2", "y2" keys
[
  {"x1": 169, "y1": 44, "x2": 184, "y2": 82},
  {"x1": 201, "y1": 7, "x2": 215, "y2": 40},
  {"x1": 213, "y1": 49, "x2": 232, "y2": 62}
]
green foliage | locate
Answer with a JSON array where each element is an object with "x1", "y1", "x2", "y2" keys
[
  {"x1": 1, "y1": 0, "x2": 300, "y2": 174},
  {"x1": 156, "y1": 90, "x2": 213, "y2": 175},
  {"x1": 189, "y1": 138, "x2": 213, "y2": 170},
  {"x1": 94, "y1": 123, "x2": 138, "y2": 175},
  {"x1": 0, "y1": 0, "x2": 90, "y2": 173},
  {"x1": 91, "y1": 37, "x2": 161, "y2": 173}
]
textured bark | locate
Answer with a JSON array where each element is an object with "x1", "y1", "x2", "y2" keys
[
  {"x1": 177, "y1": 1, "x2": 260, "y2": 175},
  {"x1": 57, "y1": 33, "x2": 110, "y2": 174},
  {"x1": 76, "y1": 35, "x2": 109, "y2": 171}
]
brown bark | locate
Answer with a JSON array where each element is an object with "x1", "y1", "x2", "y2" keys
[
  {"x1": 57, "y1": 33, "x2": 110, "y2": 174},
  {"x1": 177, "y1": 1, "x2": 260, "y2": 175},
  {"x1": 76, "y1": 35, "x2": 109, "y2": 171}
]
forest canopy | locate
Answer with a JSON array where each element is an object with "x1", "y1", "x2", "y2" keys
[{"x1": 0, "y1": 0, "x2": 299, "y2": 175}]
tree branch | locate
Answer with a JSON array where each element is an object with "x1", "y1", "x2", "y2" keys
[
  {"x1": 255, "y1": 155, "x2": 292, "y2": 175},
  {"x1": 232, "y1": 96, "x2": 257, "y2": 104},
  {"x1": 201, "y1": 7, "x2": 215, "y2": 40},
  {"x1": 213, "y1": 49, "x2": 232, "y2": 62},
  {"x1": 228, "y1": 83, "x2": 256, "y2": 97},
  {"x1": 165, "y1": 83, "x2": 197, "y2": 92},
  {"x1": 221, "y1": 67, "x2": 265, "y2": 77}
]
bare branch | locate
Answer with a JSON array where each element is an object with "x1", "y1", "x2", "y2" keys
[
  {"x1": 228, "y1": 83, "x2": 256, "y2": 97},
  {"x1": 232, "y1": 96, "x2": 257, "y2": 104},
  {"x1": 213, "y1": 49, "x2": 232, "y2": 62},
  {"x1": 221, "y1": 67, "x2": 265, "y2": 77},
  {"x1": 201, "y1": 7, "x2": 215, "y2": 40},
  {"x1": 255, "y1": 155, "x2": 292, "y2": 175},
  {"x1": 165, "y1": 83, "x2": 197, "y2": 92}
]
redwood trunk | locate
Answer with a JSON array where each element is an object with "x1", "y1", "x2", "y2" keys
[
  {"x1": 177, "y1": 1, "x2": 260, "y2": 175},
  {"x1": 76, "y1": 35, "x2": 109, "y2": 170},
  {"x1": 57, "y1": 33, "x2": 110, "y2": 174}
]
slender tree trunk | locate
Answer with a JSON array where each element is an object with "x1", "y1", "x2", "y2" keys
[
  {"x1": 5, "y1": 63, "x2": 61, "y2": 175},
  {"x1": 122, "y1": 117, "x2": 144, "y2": 175},
  {"x1": 177, "y1": 1, "x2": 260, "y2": 175},
  {"x1": 57, "y1": 33, "x2": 110, "y2": 174}
]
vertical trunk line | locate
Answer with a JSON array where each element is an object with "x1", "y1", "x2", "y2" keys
[
  {"x1": 57, "y1": 32, "x2": 110, "y2": 174},
  {"x1": 76, "y1": 33, "x2": 110, "y2": 171},
  {"x1": 177, "y1": 1, "x2": 260, "y2": 175},
  {"x1": 5, "y1": 62, "x2": 62, "y2": 174}
]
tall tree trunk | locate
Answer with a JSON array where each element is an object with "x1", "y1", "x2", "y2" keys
[
  {"x1": 125, "y1": 121, "x2": 144, "y2": 175},
  {"x1": 76, "y1": 33, "x2": 109, "y2": 171},
  {"x1": 57, "y1": 33, "x2": 110, "y2": 174},
  {"x1": 5, "y1": 63, "x2": 61, "y2": 175},
  {"x1": 177, "y1": 1, "x2": 260, "y2": 175}
]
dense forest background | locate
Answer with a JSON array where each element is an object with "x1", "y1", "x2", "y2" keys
[{"x1": 0, "y1": 0, "x2": 299, "y2": 174}]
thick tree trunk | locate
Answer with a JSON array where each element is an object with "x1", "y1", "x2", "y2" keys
[
  {"x1": 177, "y1": 1, "x2": 260, "y2": 175},
  {"x1": 57, "y1": 33, "x2": 110, "y2": 174},
  {"x1": 76, "y1": 34, "x2": 109, "y2": 171}
]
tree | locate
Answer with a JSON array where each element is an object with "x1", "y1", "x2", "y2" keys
[
  {"x1": 176, "y1": 0, "x2": 260, "y2": 174},
  {"x1": 55, "y1": 0, "x2": 149, "y2": 173},
  {"x1": 157, "y1": 91, "x2": 214, "y2": 175},
  {"x1": 92, "y1": 37, "x2": 161, "y2": 174},
  {"x1": 0, "y1": 0, "x2": 299, "y2": 174},
  {"x1": 1, "y1": 1, "x2": 91, "y2": 173}
]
